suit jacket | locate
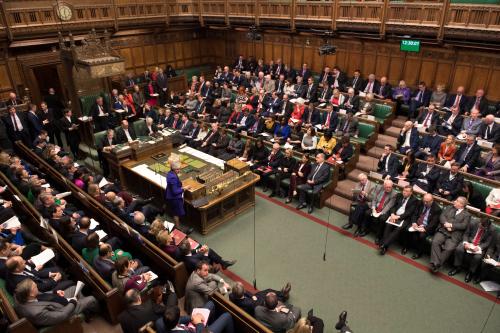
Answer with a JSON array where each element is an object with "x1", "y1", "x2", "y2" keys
[
  {"x1": 362, "y1": 80, "x2": 380, "y2": 95},
  {"x1": 70, "y1": 230, "x2": 90, "y2": 253},
  {"x1": 212, "y1": 134, "x2": 230, "y2": 150},
  {"x1": 376, "y1": 83, "x2": 392, "y2": 99},
  {"x1": 93, "y1": 256, "x2": 115, "y2": 281},
  {"x1": 304, "y1": 84, "x2": 318, "y2": 103},
  {"x1": 411, "y1": 89, "x2": 432, "y2": 107},
  {"x1": 266, "y1": 98, "x2": 283, "y2": 115},
  {"x1": 437, "y1": 206, "x2": 471, "y2": 242},
  {"x1": 444, "y1": 94, "x2": 469, "y2": 113},
  {"x1": 462, "y1": 220, "x2": 494, "y2": 251},
  {"x1": 116, "y1": 126, "x2": 137, "y2": 143},
  {"x1": 118, "y1": 300, "x2": 163, "y2": 333},
  {"x1": 307, "y1": 162, "x2": 330, "y2": 185},
  {"x1": 417, "y1": 111, "x2": 439, "y2": 127},
  {"x1": 156, "y1": 73, "x2": 168, "y2": 90},
  {"x1": 179, "y1": 120, "x2": 193, "y2": 135},
  {"x1": 318, "y1": 86, "x2": 333, "y2": 102},
  {"x1": 185, "y1": 271, "x2": 222, "y2": 314},
  {"x1": 368, "y1": 185, "x2": 397, "y2": 216},
  {"x1": 26, "y1": 111, "x2": 43, "y2": 140},
  {"x1": 165, "y1": 171, "x2": 183, "y2": 200},
  {"x1": 419, "y1": 134, "x2": 443, "y2": 156},
  {"x1": 98, "y1": 136, "x2": 118, "y2": 151},
  {"x1": 436, "y1": 170, "x2": 463, "y2": 197},
  {"x1": 7, "y1": 270, "x2": 56, "y2": 294},
  {"x1": 397, "y1": 127, "x2": 419, "y2": 152},
  {"x1": 301, "y1": 108, "x2": 321, "y2": 125},
  {"x1": 15, "y1": 299, "x2": 76, "y2": 327},
  {"x1": 341, "y1": 95, "x2": 360, "y2": 112},
  {"x1": 377, "y1": 153, "x2": 400, "y2": 180},
  {"x1": 478, "y1": 122, "x2": 500, "y2": 143},
  {"x1": 320, "y1": 111, "x2": 339, "y2": 131},
  {"x1": 389, "y1": 194, "x2": 419, "y2": 222},
  {"x1": 255, "y1": 305, "x2": 301, "y2": 333},
  {"x1": 440, "y1": 113, "x2": 463, "y2": 136},
  {"x1": 336, "y1": 117, "x2": 359, "y2": 137},
  {"x1": 486, "y1": 232, "x2": 500, "y2": 260},
  {"x1": 332, "y1": 143, "x2": 354, "y2": 163},
  {"x1": 90, "y1": 102, "x2": 110, "y2": 118},
  {"x1": 349, "y1": 76, "x2": 364, "y2": 93},
  {"x1": 409, "y1": 162, "x2": 440, "y2": 192},
  {"x1": 411, "y1": 200, "x2": 442, "y2": 235},
  {"x1": 318, "y1": 71, "x2": 334, "y2": 87},
  {"x1": 461, "y1": 117, "x2": 482, "y2": 135},
  {"x1": 453, "y1": 143, "x2": 481, "y2": 170},
  {"x1": 298, "y1": 69, "x2": 312, "y2": 82},
  {"x1": 3, "y1": 111, "x2": 29, "y2": 139},
  {"x1": 159, "y1": 115, "x2": 173, "y2": 129},
  {"x1": 351, "y1": 180, "x2": 374, "y2": 203},
  {"x1": 467, "y1": 96, "x2": 489, "y2": 116}
]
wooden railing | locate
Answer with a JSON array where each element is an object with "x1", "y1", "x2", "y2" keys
[{"x1": 0, "y1": 1, "x2": 499, "y2": 41}]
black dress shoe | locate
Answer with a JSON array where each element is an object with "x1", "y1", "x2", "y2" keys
[
  {"x1": 268, "y1": 192, "x2": 276, "y2": 198},
  {"x1": 342, "y1": 223, "x2": 353, "y2": 230},
  {"x1": 222, "y1": 259, "x2": 237, "y2": 269},
  {"x1": 296, "y1": 203, "x2": 306, "y2": 210},
  {"x1": 401, "y1": 248, "x2": 408, "y2": 255},
  {"x1": 262, "y1": 187, "x2": 268, "y2": 192},
  {"x1": 448, "y1": 267, "x2": 461, "y2": 276},
  {"x1": 374, "y1": 238, "x2": 381, "y2": 245},
  {"x1": 353, "y1": 228, "x2": 360, "y2": 237},
  {"x1": 411, "y1": 253, "x2": 421, "y2": 260},
  {"x1": 464, "y1": 272, "x2": 472, "y2": 283},
  {"x1": 307, "y1": 206, "x2": 313, "y2": 214},
  {"x1": 473, "y1": 276, "x2": 481, "y2": 284},
  {"x1": 335, "y1": 311, "x2": 347, "y2": 330},
  {"x1": 379, "y1": 246, "x2": 387, "y2": 255},
  {"x1": 358, "y1": 229, "x2": 368, "y2": 237},
  {"x1": 430, "y1": 263, "x2": 439, "y2": 274},
  {"x1": 285, "y1": 198, "x2": 292, "y2": 204}
]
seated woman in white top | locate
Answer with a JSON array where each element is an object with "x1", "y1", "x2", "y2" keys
[{"x1": 301, "y1": 126, "x2": 318, "y2": 152}]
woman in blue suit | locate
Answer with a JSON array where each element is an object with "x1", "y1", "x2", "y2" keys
[{"x1": 165, "y1": 159, "x2": 190, "y2": 228}]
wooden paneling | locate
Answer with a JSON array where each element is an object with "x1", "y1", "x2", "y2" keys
[
  {"x1": 434, "y1": 61, "x2": 453, "y2": 88},
  {"x1": 468, "y1": 66, "x2": 489, "y2": 94},
  {"x1": 375, "y1": 55, "x2": 390, "y2": 78},
  {"x1": 403, "y1": 57, "x2": 421, "y2": 86},
  {"x1": 488, "y1": 69, "x2": 500, "y2": 101},
  {"x1": 419, "y1": 60, "x2": 437, "y2": 87},
  {"x1": 132, "y1": 47, "x2": 144, "y2": 67},
  {"x1": 0, "y1": 65, "x2": 12, "y2": 90},
  {"x1": 144, "y1": 45, "x2": 156, "y2": 66},
  {"x1": 452, "y1": 65, "x2": 471, "y2": 91}
]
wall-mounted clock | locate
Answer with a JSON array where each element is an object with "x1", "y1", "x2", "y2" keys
[{"x1": 56, "y1": 3, "x2": 72, "y2": 21}]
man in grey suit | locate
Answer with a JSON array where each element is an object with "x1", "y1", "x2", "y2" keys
[
  {"x1": 184, "y1": 260, "x2": 230, "y2": 314},
  {"x1": 296, "y1": 153, "x2": 330, "y2": 214},
  {"x1": 358, "y1": 179, "x2": 397, "y2": 238},
  {"x1": 460, "y1": 108, "x2": 482, "y2": 136},
  {"x1": 254, "y1": 291, "x2": 301, "y2": 333},
  {"x1": 430, "y1": 197, "x2": 471, "y2": 273},
  {"x1": 343, "y1": 172, "x2": 374, "y2": 233},
  {"x1": 14, "y1": 278, "x2": 98, "y2": 327}
]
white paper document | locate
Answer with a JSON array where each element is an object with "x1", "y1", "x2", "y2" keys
[
  {"x1": 98, "y1": 178, "x2": 109, "y2": 188},
  {"x1": 1, "y1": 216, "x2": 21, "y2": 229},
  {"x1": 95, "y1": 230, "x2": 107, "y2": 240},
  {"x1": 164, "y1": 221, "x2": 175, "y2": 232},
  {"x1": 55, "y1": 192, "x2": 71, "y2": 199},
  {"x1": 30, "y1": 249, "x2": 55, "y2": 267},
  {"x1": 89, "y1": 218, "x2": 100, "y2": 230},
  {"x1": 480, "y1": 281, "x2": 500, "y2": 292}
]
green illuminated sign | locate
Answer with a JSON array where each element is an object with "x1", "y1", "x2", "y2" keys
[{"x1": 400, "y1": 39, "x2": 421, "y2": 52}]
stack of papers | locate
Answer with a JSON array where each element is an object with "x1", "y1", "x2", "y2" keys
[
  {"x1": 95, "y1": 230, "x2": 107, "y2": 241},
  {"x1": 30, "y1": 249, "x2": 55, "y2": 267},
  {"x1": 1, "y1": 216, "x2": 21, "y2": 229}
]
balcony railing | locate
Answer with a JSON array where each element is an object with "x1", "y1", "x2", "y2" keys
[{"x1": 0, "y1": 0, "x2": 498, "y2": 42}]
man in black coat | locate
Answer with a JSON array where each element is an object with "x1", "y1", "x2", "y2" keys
[
  {"x1": 90, "y1": 97, "x2": 110, "y2": 132},
  {"x1": 59, "y1": 109, "x2": 80, "y2": 158},
  {"x1": 39, "y1": 101, "x2": 62, "y2": 146},
  {"x1": 348, "y1": 69, "x2": 364, "y2": 94},
  {"x1": 297, "y1": 153, "x2": 330, "y2": 214},
  {"x1": 116, "y1": 119, "x2": 137, "y2": 144},
  {"x1": 3, "y1": 106, "x2": 32, "y2": 148},
  {"x1": 379, "y1": 186, "x2": 419, "y2": 254},
  {"x1": 452, "y1": 134, "x2": 481, "y2": 172},
  {"x1": 408, "y1": 155, "x2": 440, "y2": 193},
  {"x1": 377, "y1": 145, "x2": 400, "y2": 182},
  {"x1": 408, "y1": 81, "x2": 432, "y2": 120},
  {"x1": 438, "y1": 106, "x2": 463, "y2": 136},
  {"x1": 477, "y1": 115, "x2": 500, "y2": 144},
  {"x1": 401, "y1": 193, "x2": 442, "y2": 259},
  {"x1": 434, "y1": 163, "x2": 463, "y2": 200}
]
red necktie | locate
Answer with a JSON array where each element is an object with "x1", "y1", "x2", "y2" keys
[
  {"x1": 173, "y1": 120, "x2": 177, "y2": 128},
  {"x1": 325, "y1": 112, "x2": 331, "y2": 126},
  {"x1": 376, "y1": 192, "x2": 387, "y2": 213},
  {"x1": 474, "y1": 97, "x2": 480, "y2": 109},
  {"x1": 453, "y1": 95, "x2": 460, "y2": 108},
  {"x1": 423, "y1": 113, "x2": 431, "y2": 127},
  {"x1": 472, "y1": 227, "x2": 484, "y2": 246},
  {"x1": 417, "y1": 206, "x2": 429, "y2": 226}
]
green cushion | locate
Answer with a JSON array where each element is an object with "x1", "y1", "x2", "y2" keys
[
  {"x1": 470, "y1": 180, "x2": 493, "y2": 200},
  {"x1": 0, "y1": 278, "x2": 15, "y2": 306},
  {"x1": 358, "y1": 123, "x2": 375, "y2": 140},
  {"x1": 93, "y1": 130, "x2": 107, "y2": 147},
  {"x1": 181, "y1": 66, "x2": 213, "y2": 81},
  {"x1": 133, "y1": 119, "x2": 147, "y2": 137},
  {"x1": 374, "y1": 104, "x2": 392, "y2": 122},
  {"x1": 79, "y1": 92, "x2": 110, "y2": 117}
]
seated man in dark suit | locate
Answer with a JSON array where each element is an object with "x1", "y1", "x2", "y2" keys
[
  {"x1": 255, "y1": 291, "x2": 301, "y2": 333},
  {"x1": 477, "y1": 114, "x2": 500, "y2": 144},
  {"x1": 119, "y1": 288, "x2": 177, "y2": 333},
  {"x1": 467, "y1": 89, "x2": 489, "y2": 117},
  {"x1": 374, "y1": 76, "x2": 392, "y2": 100},
  {"x1": 335, "y1": 112, "x2": 359, "y2": 138},
  {"x1": 377, "y1": 145, "x2": 400, "y2": 182},
  {"x1": 416, "y1": 104, "x2": 439, "y2": 131},
  {"x1": 348, "y1": 69, "x2": 364, "y2": 94},
  {"x1": 90, "y1": 97, "x2": 110, "y2": 132},
  {"x1": 451, "y1": 134, "x2": 481, "y2": 173},
  {"x1": 408, "y1": 155, "x2": 440, "y2": 193},
  {"x1": 401, "y1": 193, "x2": 442, "y2": 259},
  {"x1": 6, "y1": 256, "x2": 73, "y2": 294},
  {"x1": 302, "y1": 103, "x2": 321, "y2": 128},
  {"x1": 296, "y1": 153, "x2": 330, "y2": 214},
  {"x1": 229, "y1": 281, "x2": 291, "y2": 317},
  {"x1": 378, "y1": 186, "x2": 418, "y2": 255},
  {"x1": 397, "y1": 121, "x2": 419, "y2": 154},
  {"x1": 414, "y1": 127, "x2": 442, "y2": 160},
  {"x1": 269, "y1": 148, "x2": 296, "y2": 198},
  {"x1": 430, "y1": 197, "x2": 471, "y2": 273},
  {"x1": 144, "y1": 116, "x2": 159, "y2": 136},
  {"x1": 178, "y1": 114, "x2": 193, "y2": 135},
  {"x1": 331, "y1": 136, "x2": 354, "y2": 164},
  {"x1": 14, "y1": 278, "x2": 99, "y2": 328},
  {"x1": 448, "y1": 217, "x2": 494, "y2": 283},
  {"x1": 434, "y1": 163, "x2": 463, "y2": 200},
  {"x1": 444, "y1": 86, "x2": 468, "y2": 114},
  {"x1": 438, "y1": 106, "x2": 463, "y2": 136},
  {"x1": 478, "y1": 230, "x2": 500, "y2": 284},
  {"x1": 408, "y1": 81, "x2": 432, "y2": 120},
  {"x1": 177, "y1": 240, "x2": 235, "y2": 274},
  {"x1": 116, "y1": 119, "x2": 137, "y2": 143},
  {"x1": 97, "y1": 129, "x2": 118, "y2": 177},
  {"x1": 93, "y1": 243, "x2": 116, "y2": 281}
]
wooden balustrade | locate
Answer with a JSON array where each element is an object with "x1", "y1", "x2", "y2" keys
[
  {"x1": 0, "y1": 1, "x2": 499, "y2": 42},
  {"x1": 447, "y1": 4, "x2": 500, "y2": 28},
  {"x1": 387, "y1": 2, "x2": 442, "y2": 25}
]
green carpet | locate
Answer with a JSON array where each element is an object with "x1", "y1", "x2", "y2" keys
[{"x1": 192, "y1": 191, "x2": 500, "y2": 333}]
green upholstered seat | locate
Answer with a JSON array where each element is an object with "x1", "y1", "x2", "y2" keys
[
  {"x1": 373, "y1": 104, "x2": 393, "y2": 125},
  {"x1": 181, "y1": 66, "x2": 213, "y2": 81},
  {"x1": 133, "y1": 119, "x2": 147, "y2": 137},
  {"x1": 351, "y1": 122, "x2": 375, "y2": 146},
  {"x1": 469, "y1": 180, "x2": 493, "y2": 201},
  {"x1": 0, "y1": 278, "x2": 15, "y2": 306},
  {"x1": 79, "y1": 92, "x2": 110, "y2": 117},
  {"x1": 93, "y1": 130, "x2": 107, "y2": 147}
]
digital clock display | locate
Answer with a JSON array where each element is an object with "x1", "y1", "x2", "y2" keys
[{"x1": 400, "y1": 39, "x2": 421, "y2": 52}]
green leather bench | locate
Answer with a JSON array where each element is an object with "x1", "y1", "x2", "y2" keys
[
  {"x1": 79, "y1": 92, "x2": 111, "y2": 117},
  {"x1": 373, "y1": 103, "x2": 394, "y2": 130},
  {"x1": 181, "y1": 65, "x2": 213, "y2": 81},
  {"x1": 350, "y1": 122, "x2": 376, "y2": 151},
  {"x1": 469, "y1": 179, "x2": 494, "y2": 202},
  {"x1": 133, "y1": 119, "x2": 148, "y2": 137}
]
